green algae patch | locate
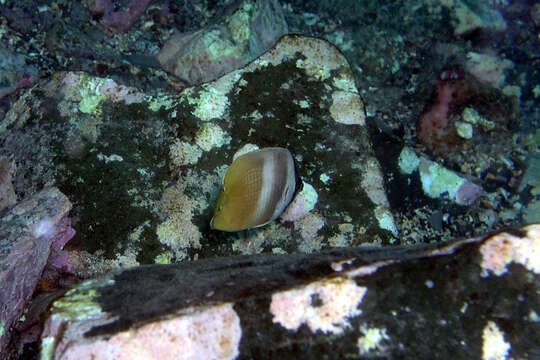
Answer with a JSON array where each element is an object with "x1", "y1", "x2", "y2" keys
[
  {"x1": 50, "y1": 281, "x2": 104, "y2": 322},
  {"x1": 73, "y1": 74, "x2": 107, "y2": 116},
  {"x1": 41, "y1": 279, "x2": 109, "y2": 360}
]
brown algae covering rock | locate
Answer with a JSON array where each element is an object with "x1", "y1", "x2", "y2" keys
[
  {"x1": 0, "y1": 187, "x2": 72, "y2": 353},
  {"x1": 40, "y1": 224, "x2": 540, "y2": 359},
  {"x1": 157, "y1": 0, "x2": 288, "y2": 86}
]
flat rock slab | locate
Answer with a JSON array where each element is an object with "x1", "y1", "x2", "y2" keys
[
  {"x1": 0, "y1": 35, "x2": 393, "y2": 270},
  {"x1": 0, "y1": 187, "x2": 72, "y2": 353},
  {"x1": 41, "y1": 224, "x2": 540, "y2": 359}
]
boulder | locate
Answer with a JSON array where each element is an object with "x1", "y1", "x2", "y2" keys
[
  {"x1": 0, "y1": 35, "x2": 392, "y2": 273},
  {"x1": 40, "y1": 224, "x2": 539, "y2": 359},
  {"x1": 0, "y1": 187, "x2": 73, "y2": 354}
]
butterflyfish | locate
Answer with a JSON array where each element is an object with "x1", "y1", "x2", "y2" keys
[{"x1": 211, "y1": 147, "x2": 296, "y2": 231}]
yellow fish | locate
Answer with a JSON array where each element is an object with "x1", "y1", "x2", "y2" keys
[{"x1": 211, "y1": 147, "x2": 296, "y2": 231}]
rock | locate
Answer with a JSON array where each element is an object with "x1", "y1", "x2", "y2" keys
[
  {"x1": 157, "y1": 0, "x2": 288, "y2": 85},
  {"x1": 0, "y1": 46, "x2": 37, "y2": 100},
  {"x1": 280, "y1": 181, "x2": 318, "y2": 222},
  {"x1": 162, "y1": 34, "x2": 392, "y2": 254},
  {"x1": 397, "y1": 147, "x2": 482, "y2": 206},
  {"x1": 520, "y1": 153, "x2": 540, "y2": 224},
  {"x1": 417, "y1": 69, "x2": 517, "y2": 172},
  {"x1": 87, "y1": 0, "x2": 152, "y2": 34},
  {"x1": 0, "y1": 187, "x2": 73, "y2": 354},
  {"x1": 0, "y1": 156, "x2": 17, "y2": 212},
  {"x1": 397, "y1": 146, "x2": 421, "y2": 175},
  {"x1": 464, "y1": 52, "x2": 513, "y2": 89},
  {"x1": 0, "y1": 34, "x2": 392, "y2": 268},
  {"x1": 418, "y1": 158, "x2": 482, "y2": 206},
  {"x1": 532, "y1": 4, "x2": 540, "y2": 26},
  {"x1": 40, "y1": 224, "x2": 540, "y2": 359},
  {"x1": 439, "y1": 0, "x2": 507, "y2": 36}
]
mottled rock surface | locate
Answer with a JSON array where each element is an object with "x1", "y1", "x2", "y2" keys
[
  {"x1": 0, "y1": 156, "x2": 17, "y2": 211},
  {"x1": 0, "y1": 187, "x2": 72, "y2": 354},
  {"x1": 0, "y1": 46, "x2": 37, "y2": 100},
  {"x1": 0, "y1": 1, "x2": 537, "y2": 359},
  {"x1": 40, "y1": 224, "x2": 540, "y2": 359},
  {"x1": 157, "y1": 0, "x2": 288, "y2": 85},
  {"x1": 87, "y1": 0, "x2": 152, "y2": 34},
  {"x1": 440, "y1": 0, "x2": 507, "y2": 36},
  {"x1": 0, "y1": 35, "x2": 392, "y2": 273}
]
